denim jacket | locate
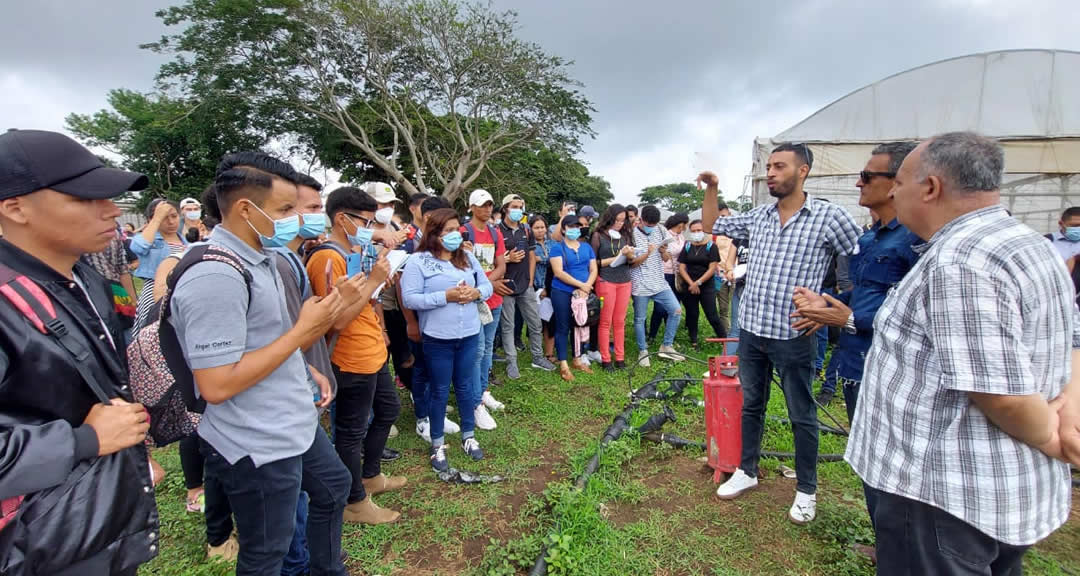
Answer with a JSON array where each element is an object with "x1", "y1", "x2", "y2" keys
[
  {"x1": 832, "y1": 218, "x2": 921, "y2": 381},
  {"x1": 128, "y1": 232, "x2": 187, "y2": 279}
]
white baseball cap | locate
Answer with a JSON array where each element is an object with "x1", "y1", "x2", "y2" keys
[
  {"x1": 180, "y1": 197, "x2": 200, "y2": 209},
  {"x1": 501, "y1": 193, "x2": 524, "y2": 207},
  {"x1": 363, "y1": 182, "x2": 398, "y2": 204},
  {"x1": 469, "y1": 189, "x2": 494, "y2": 207}
]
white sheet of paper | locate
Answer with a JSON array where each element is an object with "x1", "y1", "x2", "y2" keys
[{"x1": 609, "y1": 252, "x2": 627, "y2": 268}]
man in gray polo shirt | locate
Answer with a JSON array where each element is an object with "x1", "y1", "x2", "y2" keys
[{"x1": 170, "y1": 153, "x2": 349, "y2": 576}]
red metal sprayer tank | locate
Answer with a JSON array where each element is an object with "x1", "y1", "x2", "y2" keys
[{"x1": 703, "y1": 338, "x2": 741, "y2": 483}]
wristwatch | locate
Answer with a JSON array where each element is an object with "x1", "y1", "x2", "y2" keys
[{"x1": 843, "y1": 313, "x2": 856, "y2": 334}]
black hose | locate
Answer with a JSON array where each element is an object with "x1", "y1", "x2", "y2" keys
[
  {"x1": 767, "y1": 414, "x2": 848, "y2": 437},
  {"x1": 639, "y1": 433, "x2": 845, "y2": 462},
  {"x1": 762, "y1": 450, "x2": 845, "y2": 462},
  {"x1": 531, "y1": 399, "x2": 640, "y2": 575},
  {"x1": 635, "y1": 405, "x2": 676, "y2": 434}
]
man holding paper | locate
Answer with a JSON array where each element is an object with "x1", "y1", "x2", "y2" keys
[{"x1": 306, "y1": 186, "x2": 406, "y2": 526}]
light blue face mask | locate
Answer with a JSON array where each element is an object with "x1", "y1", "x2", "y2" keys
[
  {"x1": 441, "y1": 230, "x2": 464, "y2": 251},
  {"x1": 641, "y1": 225, "x2": 655, "y2": 236},
  {"x1": 508, "y1": 208, "x2": 524, "y2": 222},
  {"x1": 298, "y1": 212, "x2": 326, "y2": 240},
  {"x1": 246, "y1": 201, "x2": 299, "y2": 248},
  {"x1": 1065, "y1": 226, "x2": 1080, "y2": 242},
  {"x1": 565, "y1": 227, "x2": 582, "y2": 241},
  {"x1": 345, "y1": 215, "x2": 374, "y2": 246}
]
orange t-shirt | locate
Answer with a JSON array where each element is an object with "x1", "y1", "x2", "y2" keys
[{"x1": 306, "y1": 247, "x2": 388, "y2": 375}]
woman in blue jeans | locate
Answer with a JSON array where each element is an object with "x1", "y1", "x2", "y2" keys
[
  {"x1": 401, "y1": 208, "x2": 493, "y2": 472},
  {"x1": 549, "y1": 215, "x2": 598, "y2": 381}
]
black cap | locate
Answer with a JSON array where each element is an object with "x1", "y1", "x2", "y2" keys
[
  {"x1": 560, "y1": 214, "x2": 581, "y2": 228},
  {"x1": 0, "y1": 129, "x2": 148, "y2": 201}
]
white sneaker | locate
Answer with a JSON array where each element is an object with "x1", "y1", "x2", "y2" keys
[
  {"x1": 715, "y1": 469, "x2": 758, "y2": 500},
  {"x1": 789, "y1": 491, "x2": 817, "y2": 525},
  {"x1": 416, "y1": 418, "x2": 432, "y2": 444},
  {"x1": 658, "y1": 345, "x2": 685, "y2": 362},
  {"x1": 638, "y1": 350, "x2": 651, "y2": 368},
  {"x1": 482, "y1": 390, "x2": 505, "y2": 411},
  {"x1": 444, "y1": 417, "x2": 461, "y2": 435},
  {"x1": 587, "y1": 350, "x2": 602, "y2": 363},
  {"x1": 474, "y1": 404, "x2": 498, "y2": 430}
]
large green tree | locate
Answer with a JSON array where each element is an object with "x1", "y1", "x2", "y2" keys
[
  {"x1": 143, "y1": 0, "x2": 594, "y2": 203},
  {"x1": 638, "y1": 182, "x2": 706, "y2": 215},
  {"x1": 65, "y1": 89, "x2": 264, "y2": 206}
]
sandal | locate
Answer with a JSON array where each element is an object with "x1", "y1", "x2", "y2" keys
[
  {"x1": 186, "y1": 490, "x2": 206, "y2": 513},
  {"x1": 560, "y1": 365, "x2": 575, "y2": 382}
]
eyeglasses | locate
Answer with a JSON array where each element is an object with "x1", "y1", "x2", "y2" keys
[
  {"x1": 344, "y1": 213, "x2": 372, "y2": 228},
  {"x1": 859, "y1": 170, "x2": 896, "y2": 183}
]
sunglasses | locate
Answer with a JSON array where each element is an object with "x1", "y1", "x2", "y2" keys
[{"x1": 859, "y1": 170, "x2": 896, "y2": 183}]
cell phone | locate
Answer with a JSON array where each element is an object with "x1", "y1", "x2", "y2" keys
[
  {"x1": 504, "y1": 279, "x2": 518, "y2": 292},
  {"x1": 346, "y1": 253, "x2": 367, "y2": 277}
]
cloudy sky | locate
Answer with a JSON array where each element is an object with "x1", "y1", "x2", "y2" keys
[{"x1": 3, "y1": 0, "x2": 1079, "y2": 205}]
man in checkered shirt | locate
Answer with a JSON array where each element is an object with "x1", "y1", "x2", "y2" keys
[
  {"x1": 699, "y1": 143, "x2": 862, "y2": 525},
  {"x1": 845, "y1": 132, "x2": 1078, "y2": 573}
]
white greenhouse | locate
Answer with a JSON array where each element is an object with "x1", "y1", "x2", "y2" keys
[{"x1": 749, "y1": 49, "x2": 1080, "y2": 233}]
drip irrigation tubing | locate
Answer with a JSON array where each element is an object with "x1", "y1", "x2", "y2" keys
[{"x1": 530, "y1": 351, "x2": 849, "y2": 575}]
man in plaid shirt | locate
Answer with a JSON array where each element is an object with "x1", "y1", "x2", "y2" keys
[
  {"x1": 845, "y1": 132, "x2": 1078, "y2": 573},
  {"x1": 700, "y1": 143, "x2": 861, "y2": 524}
]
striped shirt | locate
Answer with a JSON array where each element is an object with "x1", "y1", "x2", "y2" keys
[
  {"x1": 712, "y1": 196, "x2": 861, "y2": 340},
  {"x1": 631, "y1": 226, "x2": 671, "y2": 297},
  {"x1": 845, "y1": 206, "x2": 1077, "y2": 546}
]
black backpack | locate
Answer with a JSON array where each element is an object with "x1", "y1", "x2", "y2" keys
[{"x1": 126, "y1": 245, "x2": 251, "y2": 446}]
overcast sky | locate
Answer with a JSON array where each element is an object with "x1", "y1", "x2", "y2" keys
[{"x1": 3, "y1": 0, "x2": 1079, "y2": 205}]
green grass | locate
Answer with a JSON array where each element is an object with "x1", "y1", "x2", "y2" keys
[{"x1": 139, "y1": 307, "x2": 1080, "y2": 576}]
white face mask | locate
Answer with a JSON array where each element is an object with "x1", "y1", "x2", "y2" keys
[
  {"x1": 184, "y1": 210, "x2": 202, "y2": 221},
  {"x1": 374, "y1": 207, "x2": 394, "y2": 225},
  {"x1": 690, "y1": 231, "x2": 706, "y2": 243},
  {"x1": 607, "y1": 229, "x2": 621, "y2": 240}
]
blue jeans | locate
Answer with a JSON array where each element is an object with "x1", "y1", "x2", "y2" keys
[
  {"x1": 815, "y1": 327, "x2": 827, "y2": 372},
  {"x1": 633, "y1": 289, "x2": 681, "y2": 351},
  {"x1": 426, "y1": 333, "x2": 480, "y2": 446},
  {"x1": 551, "y1": 288, "x2": 574, "y2": 361},
  {"x1": 281, "y1": 492, "x2": 309, "y2": 576},
  {"x1": 726, "y1": 284, "x2": 743, "y2": 356},
  {"x1": 648, "y1": 273, "x2": 680, "y2": 340},
  {"x1": 200, "y1": 431, "x2": 349, "y2": 576},
  {"x1": 409, "y1": 339, "x2": 429, "y2": 421},
  {"x1": 841, "y1": 378, "x2": 878, "y2": 526},
  {"x1": 820, "y1": 351, "x2": 839, "y2": 396},
  {"x1": 737, "y1": 330, "x2": 819, "y2": 494},
  {"x1": 474, "y1": 305, "x2": 502, "y2": 404}
]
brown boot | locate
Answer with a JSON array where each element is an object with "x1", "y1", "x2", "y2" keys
[
  {"x1": 207, "y1": 535, "x2": 239, "y2": 561},
  {"x1": 560, "y1": 364, "x2": 575, "y2": 382},
  {"x1": 572, "y1": 358, "x2": 593, "y2": 374},
  {"x1": 362, "y1": 473, "x2": 408, "y2": 496},
  {"x1": 343, "y1": 497, "x2": 400, "y2": 525}
]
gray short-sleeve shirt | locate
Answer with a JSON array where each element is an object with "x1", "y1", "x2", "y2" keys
[{"x1": 170, "y1": 226, "x2": 317, "y2": 467}]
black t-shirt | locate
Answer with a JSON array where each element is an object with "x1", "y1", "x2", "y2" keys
[
  {"x1": 678, "y1": 242, "x2": 720, "y2": 283},
  {"x1": 499, "y1": 222, "x2": 535, "y2": 296},
  {"x1": 732, "y1": 238, "x2": 751, "y2": 286}
]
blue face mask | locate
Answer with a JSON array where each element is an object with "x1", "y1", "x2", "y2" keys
[
  {"x1": 508, "y1": 208, "x2": 524, "y2": 222},
  {"x1": 641, "y1": 225, "x2": 655, "y2": 236},
  {"x1": 245, "y1": 201, "x2": 299, "y2": 248},
  {"x1": 346, "y1": 216, "x2": 374, "y2": 246},
  {"x1": 565, "y1": 227, "x2": 582, "y2": 241},
  {"x1": 1066, "y1": 227, "x2": 1080, "y2": 242},
  {"x1": 441, "y1": 230, "x2": 464, "y2": 252},
  {"x1": 298, "y1": 212, "x2": 326, "y2": 239}
]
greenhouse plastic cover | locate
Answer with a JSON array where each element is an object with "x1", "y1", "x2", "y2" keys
[{"x1": 748, "y1": 50, "x2": 1080, "y2": 232}]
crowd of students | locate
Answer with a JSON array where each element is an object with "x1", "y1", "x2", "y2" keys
[{"x1": 3, "y1": 127, "x2": 1080, "y2": 576}]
